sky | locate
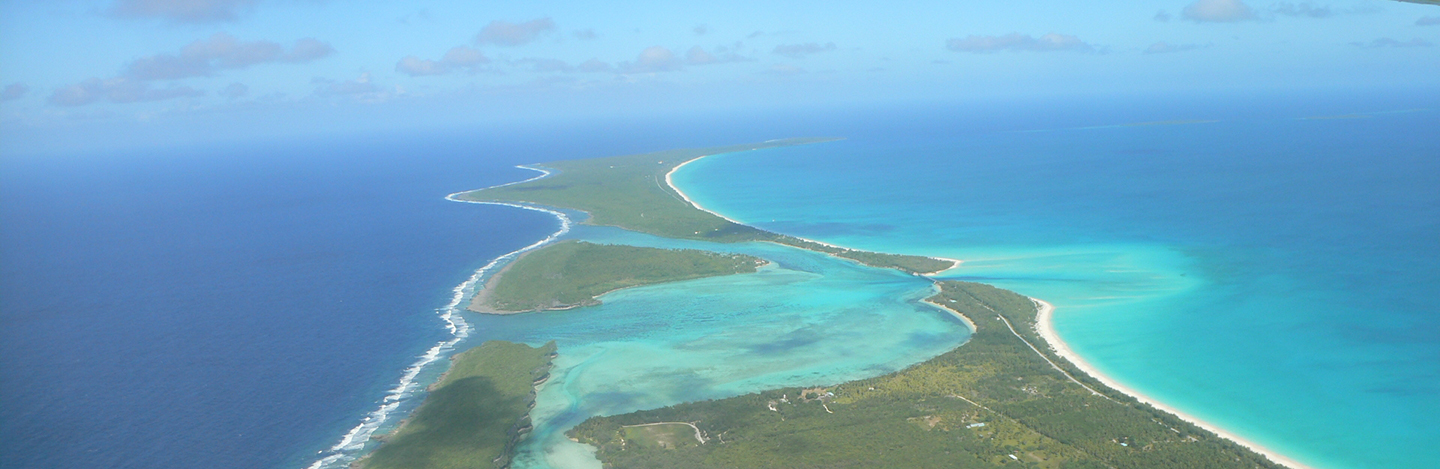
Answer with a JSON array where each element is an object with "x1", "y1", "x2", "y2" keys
[{"x1": 1, "y1": 0, "x2": 1437, "y2": 155}]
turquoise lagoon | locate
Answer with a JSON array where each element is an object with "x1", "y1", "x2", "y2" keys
[
  {"x1": 671, "y1": 111, "x2": 1439, "y2": 469},
  {"x1": 463, "y1": 225, "x2": 970, "y2": 469}
]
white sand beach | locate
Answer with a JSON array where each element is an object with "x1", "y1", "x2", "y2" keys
[{"x1": 1032, "y1": 298, "x2": 1312, "y2": 469}]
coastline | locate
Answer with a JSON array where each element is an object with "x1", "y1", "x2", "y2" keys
[
  {"x1": 304, "y1": 169, "x2": 574, "y2": 469},
  {"x1": 668, "y1": 150, "x2": 1309, "y2": 469},
  {"x1": 1032, "y1": 298, "x2": 1312, "y2": 469},
  {"x1": 921, "y1": 297, "x2": 977, "y2": 333},
  {"x1": 665, "y1": 155, "x2": 960, "y2": 275}
]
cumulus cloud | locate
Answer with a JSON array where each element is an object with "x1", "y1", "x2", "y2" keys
[
  {"x1": 686, "y1": 45, "x2": 751, "y2": 65},
  {"x1": 315, "y1": 73, "x2": 386, "y2": 98},
  {"x1": 475, "y1": 18, "x2": 556, "y2": 46},
  {"x1": 576, "y1": 58, "x2": 611, "y2": 72},
  {"x1": 48, "y1": 78, "x2": 202, "y2": 106},
  {"x1": 512, "y1": 57, "x2": 574, "y2": 73},
  {"x1": 574, "y1": 29, "x2": 598, "y2": 40},
  {"x1": 693, "y1": 24, "x2": 709, "y2": 35},
  {"x1": 47, "y1": 33, "x2": 326, "y2": 107},
  {"x1": 1182, "y1": 0, "x2": 1257, "y2": 22},
  {"x1": 395, "y1": 56, "x2": 447, "y2": 76},
  {"x1": 109, "y1": 0, "x2": 257, "y2": 23},
  {"x1": 123, "y1": 33, "x2": 334, "y2": 81},
  {"x1": 1144, "y1": 42, "x2": 1207, "y2": 54},
  {"x1": 2, "y1": 83, "x2": 29, "y2": 101},
  {"x1": 218, "y1": 82, "x2": 248, "y2": 99},
  {"x1": 1270, "y1": 2, "x2": 1333, "y2": 18},
  {"x1": 1418, "y1": 16, "x2": 1440, "y2": 26},
  {"x1": 618, "y1": 46, "x2": 684, "y2": 73},
  {"x1": 1351, "y1": 38, "x2": 1433, "y2": 48},
  {"x1": 945, "y1": 33, "x2": 1094, "y2": 53},
  {"x1": 395, "y1": 46, "x2": 490, "y2": 76},
  {"x1": 1154, "y1": 10, "x2": 1173, "y2": 22},
  {"x1": 772, "y1": 42, "x2": 837, "y2": 59}
]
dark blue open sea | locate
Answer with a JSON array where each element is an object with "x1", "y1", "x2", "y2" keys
[
  {"x1": 0, "y1": 131, "x2": 571, "y2": 469},
  {"x1": 2, "y1": 91, "x2": 1436, "y2": 469}
]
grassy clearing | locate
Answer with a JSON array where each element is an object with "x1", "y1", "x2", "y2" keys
[
  {"x1": 475, "y1": 240, "x2": 765, "y2": 313},
  {"x1": 567, "y1": 282, "x2": 1284, "y2": 469},
  {"x1": 621, "y1": 423, "x2": 703, "y2": 450},
  {"x1": 360, "y1": 341, "x2": 556, "y2": 469}
]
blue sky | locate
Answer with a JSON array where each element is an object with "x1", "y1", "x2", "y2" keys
[{"x1": 1, "y1": 0, "x2": 1436, "y2": 154}]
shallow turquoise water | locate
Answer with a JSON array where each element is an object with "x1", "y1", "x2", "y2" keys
[
  {"x1": 462, "y1": 226, "x2": 969, "y2": 469},
  {"x1": 671, "y1": 112, "x2": 1440, "y2": 468}
]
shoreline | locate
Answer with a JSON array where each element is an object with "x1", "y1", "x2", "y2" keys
[
  {"x1": 921, "y1": 297, "x2": 977, "y2": 333},
  {"x1": 304, "y1": 169, "x2": 574, "y2": 469},
  {"x1": 665, "y1": 155, "x2": 960, "y2": 275},
  {"x1": 669, "y1": 149, "x2": 1308, "y2": 469},
  {"x1": 1032, "y1": 298, "x2": 1312, "y2": 469}
]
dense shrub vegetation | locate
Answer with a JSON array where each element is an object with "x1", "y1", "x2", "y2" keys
[{"x1": 360, "y1": 341, "x2": 556, "y2": 469}]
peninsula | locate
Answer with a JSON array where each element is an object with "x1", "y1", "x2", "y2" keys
[
  {"x1": 469, "y1": 240, "x2": 765, "y2": 314},
  {"x1": 452, "y1": 137, "x2": 956, "y2": 275},
  {"x1": 358, "y1": 341, "x2": 556, "y2": 469},
  {"x1": 374, "y1": 138, "x2": 1303, "y2": 469}
]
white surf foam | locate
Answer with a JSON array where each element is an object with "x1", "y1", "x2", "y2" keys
[{"x1": 305, "y1": 166, "x2": 570, "y2": 469}]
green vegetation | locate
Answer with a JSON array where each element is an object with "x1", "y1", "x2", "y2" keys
[
  {"x1": 360, "y1": 341, "x2": 556, "y2": 469},
  {"x1": 568, "y1": 282, "x2": 1284, "y2": 469},
  {"x1": 426, "y1": 140, "x2": 1285, "y2": 469},
  {"x1": 769, "y1": 236, "x2": 954, "y2": 275},
  {"x1": 456, "y1": 139, "x2": 833, "y2": 242},
  {"x1": 455, "y1": 138, "x2": 953, "y2": 275},
  {"x1": 473, "y1": 241, "x2": 765, "y2": 313}
]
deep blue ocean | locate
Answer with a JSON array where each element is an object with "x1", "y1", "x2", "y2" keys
[{"x1": 2, "y1": 91, "x2": 1436, "y2": 469}]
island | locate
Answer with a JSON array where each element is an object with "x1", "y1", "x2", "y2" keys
[
  {"x1": 470, "y1": 241, "x2": 766, "y2": 313},
  {"x1": 368, "y1": 138, "x2": 1301, "y2": 469}
]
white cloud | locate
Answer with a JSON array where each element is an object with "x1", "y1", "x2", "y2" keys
[
  {"x1": 218, "y1": 82, "x2": 248, "y2": 99},
  {"x1": 395, "y1": 57, "x2": 447, "y2": 76},
  {"x1": 945, "y1": 33, "x2": 1094, "y2": 53},
  {"x1": 46, "y1": 33, "x2": 327, "y2": 107},
  {"x1": 2, "y1": 83, "x2": 30, "y2": 101},
  {"x1": 48, "y1": 78, "x2": 203, "y2": 106},
  {"x1": 1271, "y1": 2, "x2": 1332, "y2": 18},
  {"x1": 574, "y1": 29, "x2": 598, "y2": 40},
  {"x1": 124, "y1": 33, "x2": 334, "y2": 81},
  {"x1": 475, "y1": 18, "x2": 556, "y2": 46},
  {"x1": 576, "y1": 59, "x2": 611, "y2": 73},
  {"x1": 109, "y1": 0, "x2": 257, "y2": 23},
  {"x1": 1269, "y1": 2, "x2": 1376, "y2": 19},
  {"x1": 686, "y1": 45, "x2": 751, "y2": 65},
  {"x1": 1351, "y1": 38, "x2": 1433, "y2": 48},
  {"x1": 314, "y1": 73, "x2": 397, "y2": 102},
  {"x1": 693, "y1": 24, "x2": 709, "y2": 35},
  {"x1": 1144, "y1": 42, "x2": 1207, "y2": 54},
  {"x1": 1182, "y1": 0, "x2": 1257, "y2": 23},
  {"x1": 513, "y1": 58, "x2": 574, "y2": 73},
  {"x1": 1418, "y1": 16, "x2": 1440, "y2": 26},
  {"x1": 772, "y1": 42, "x2": 837, "y2": 59},
  {"x1": 1154, "y1": 10, "x2": 1173, "y2": 22},
  {"x1": 618, "y1": 46, "x2": 685, "y2": 73},
  {"x1": 395, "y1": 46, "x2": 490, "y2": 77}
]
